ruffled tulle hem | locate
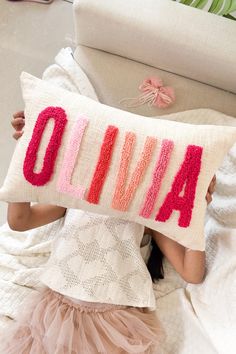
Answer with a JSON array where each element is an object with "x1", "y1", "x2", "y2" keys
[{"x1": 0, "y1": 288, "x2": 164, "y2": 354}]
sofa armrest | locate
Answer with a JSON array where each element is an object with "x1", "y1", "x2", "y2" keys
[{"x1": 73, "y1": 0, "x2": 236, "y2": 94}]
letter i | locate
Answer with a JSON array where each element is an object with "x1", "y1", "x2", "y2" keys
[
  {"x1": 57, "y1": 115, "x2": 88, "y2": 199},
  {"x1": 86, "y1": 125, "x2": 118, "y2": 204}
]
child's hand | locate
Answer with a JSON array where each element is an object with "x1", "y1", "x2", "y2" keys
[
  {"x1": 11, "y1": 111, "x2": 25, "y2": 140},
  {"x1": 206, "y1": 174, "x2": 216, "y2": 205}
]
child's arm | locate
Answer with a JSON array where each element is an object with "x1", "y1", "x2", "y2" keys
[
  {"x1": 8, "y1": 203, "x2": 66, "y2": 231},
  {"x1": 152, "y1": 231, "x2": 205, "y2": 284}
]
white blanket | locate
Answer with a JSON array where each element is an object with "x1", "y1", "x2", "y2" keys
[{"x1": 0, "y1": 48, "x2": 235, "y2": 354}]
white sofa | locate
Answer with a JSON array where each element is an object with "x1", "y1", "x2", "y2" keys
[{"x1": 73, "y1": 0, "x2": 236, "y2": 118}]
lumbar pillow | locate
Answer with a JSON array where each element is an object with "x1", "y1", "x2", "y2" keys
[{"x1": 1, "y1": 72, "x2": 236, "y2": 251}]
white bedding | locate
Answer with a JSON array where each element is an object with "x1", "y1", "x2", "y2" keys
[{"x1": 0, "y1": 48, "x2": 235, "y2": 353}]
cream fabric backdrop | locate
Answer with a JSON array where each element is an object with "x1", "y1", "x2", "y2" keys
[
  {"x1": 73, "y1": 0, "x2": 236, "y2": 94},
  {"x1": 74, "y1": 46, "x2": 236, "y2": 118}
]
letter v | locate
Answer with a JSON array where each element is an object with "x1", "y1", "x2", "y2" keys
[{"x1": 112, "y1": 132, "x2": 156, "y2": 211}]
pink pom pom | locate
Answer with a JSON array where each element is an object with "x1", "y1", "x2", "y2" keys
[{"x1": 120, "y1": 76, "x2": 175, "y2": 109}]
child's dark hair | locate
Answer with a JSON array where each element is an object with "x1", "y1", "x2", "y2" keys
[{"x1": 147, "y1": 238, "x2": 164, "y2": 282}]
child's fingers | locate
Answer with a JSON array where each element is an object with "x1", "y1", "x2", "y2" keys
[
  {"x1": 205, "y1": 192, "x2": 212, "y2": 205},
  {"x1": 208, "y1": 179, "x2": 216, "y2": 195},
  {"x1": 13, "y1": 131, "x2": 23, "y2": 140},
  {"x1": 11, "y1": 117, "x2": 25, "y2": 131},
  {"x1": 13, "y1": 111, "x2": 25, "y2": 119}
]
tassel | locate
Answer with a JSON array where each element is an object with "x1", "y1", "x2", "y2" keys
[{"x1": 120, "y1": 77, "x2": 175, "y2": 109}]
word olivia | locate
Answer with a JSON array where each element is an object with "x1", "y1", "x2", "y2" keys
[{"x1": 23, "y1": 107, "x2": 203, "y2": 228}]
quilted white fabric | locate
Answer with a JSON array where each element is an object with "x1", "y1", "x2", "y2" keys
[
  {"x1": 40, "y1": 209, "x2": 156, "y2": 308},
  {"x1": 187, "y1": 218, "x2": 236, "y2": 354},
  {"x1": 0, "y1": 220, "x2": 62, "y2": 328}
]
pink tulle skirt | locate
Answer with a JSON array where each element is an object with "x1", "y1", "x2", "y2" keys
[{"x1": 0, "y1": 288, "x2": 163, "y2": 354}]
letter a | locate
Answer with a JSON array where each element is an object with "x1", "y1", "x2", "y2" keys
[{"x1": 155, "y1": 145, "x2": 203, "y2": 227}]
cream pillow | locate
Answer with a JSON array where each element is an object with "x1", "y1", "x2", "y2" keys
[{"x1": 0, "y1": 72, "x2": 236, "y2": 250}]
